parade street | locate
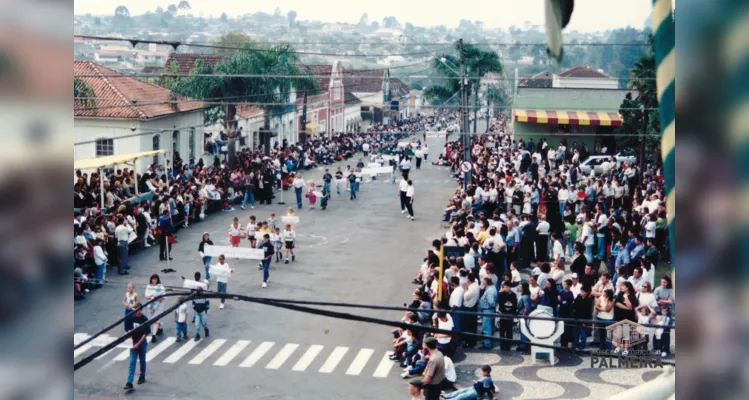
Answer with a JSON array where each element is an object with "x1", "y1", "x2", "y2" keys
[{"x1": 73, "y1": 132, "x2": 665, "y2": 399}]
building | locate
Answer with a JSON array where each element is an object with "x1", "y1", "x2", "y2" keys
[
  {"x1": 296, "y1": 61, "x2": 345, "y2": 138},
  {"x1": 161, "y1": 53, "x2": 224, "y2": 75},
  {"x1": 553, "y1": 66, "x2": 619, "y2": 89},
  {"x1": 343, "y1": 92, "x2": 363, "y2": 132},
  {"x1": 74, "y1": 61, "x2": 208, "y2": 174},
  {"x1": 322, "y1": 23, "x2": 355, "y2": 34},
  {"x1": 342, "y1": 68, "x2": 390, "y2": 127}
]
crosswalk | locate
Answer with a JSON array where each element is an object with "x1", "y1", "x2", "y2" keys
[{"x1": 74, "y1": 333, "x2": 396, "y2": 378}]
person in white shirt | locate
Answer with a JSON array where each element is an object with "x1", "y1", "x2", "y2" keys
[
  {"x1": 536, "y1": 215, "x2": 551, "y2": 261},
  {"x1": 145, "y1": 274, "x2": 166, "y2": 341},
  {"x1": 551, "y1": 233, "x2": 565, "y2": 263},
  {"x1": 246, "y1": 216, "x2": 258, "y2": 248},
  {"x1": 462, "y1": 275, "x2": 481, "y2": 346},
  {"x1": 400, "y1": 157, "x2": 412, "y2": 180},
  {"x1": 422, "y1": 143, "x2": 429, "y2": 161},
  {"x1": 209, "y1": 255, "x2": 233, "y2": 309},
  {"x1": 558, "y1": 184, "x2": 569, "y2": 215},
  {"x1": 398, "y1": 175, "x2": 410, "y2": 214},
  {"x1": 174, "y1": 296, "x2": 189, "y2": 342},
  {"x1": 404, "y1": 180, "x2": 415, "y2": 220},
  {"x1": 414, "y1": 148, "x2": 423, "y2": 169},
  {"x1": 93, "y1": 239, "x2": 108, "y2": 285},
  {"x1": 114, "y1": 218, "x2": 134, "y2": 275},
  {"x1": 293, "y1": 173, "x2": 306, "y2": 209},
  {"x1": 570, "y1": 274, "x2": 582, "y2": 298},
  {"x1": 362, "y1": 142, "x2": 370, "y2": 156},
  {"x1": 283, "y1": 224, "x2": 296, "y2": 263},
  {"x1": 228, "y1": 217, "x2": 244, "y2": 247}
]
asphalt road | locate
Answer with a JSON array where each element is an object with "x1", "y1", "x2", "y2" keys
[
  {"x1": 74, "y1": 126, "x2": 667, "y2": 399},
  {"x1": 74, "y1": 134, "x2": 456, "y2": 399}
]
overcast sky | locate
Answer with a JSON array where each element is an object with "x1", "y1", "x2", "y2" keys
[{"x1": 75, "y1": 0, "x2": 653, "y2": 32}]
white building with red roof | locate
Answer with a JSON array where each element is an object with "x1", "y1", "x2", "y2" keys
[{"x1": 74, "y1": 61, "x2": 209, "y2": 174}]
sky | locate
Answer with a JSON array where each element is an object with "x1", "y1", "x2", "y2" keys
[{"x1": 74, "y1": 0, "x2": 653, "y2": 33}]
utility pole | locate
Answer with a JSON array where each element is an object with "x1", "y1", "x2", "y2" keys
[
  {"x1": 639, "y1": 105, "x2": 648, "y2": 181},
  {"x1": 459, "y1": 38, "x2": 472, "y2": 187},
  {"x1": 473, "y1": 71, "x2": 479, "y2": 136},
  {"x1": 300, "y1": 91, "x2": 308, "y2": 145}
]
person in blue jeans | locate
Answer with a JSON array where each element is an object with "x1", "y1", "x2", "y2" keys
[
  {"x1": 260, "y1": 234, "x2": 274, "y2": 288},
  {"x1": 293, "y1": 173, "x2": 305, "y2": 209},
  {"x1": 478, "y1": 277, "x2": 498, "y2": 349},
  {"x1": 442, "y1": 365, "x2": 496, "y2": 400},
  {"x1": 123, "y1": 307, "x2": 148, "y2": 391},
  {"x1": 348, "y1": 171, "x2": 357, "y2": 200},
  {"x1": 516, "y1": 282, "x2": 534, "y2": 351},
  {"x1": 197, "y1": 233, "x2": 213, "y2": 280}
]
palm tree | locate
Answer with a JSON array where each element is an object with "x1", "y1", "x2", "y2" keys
[
  {"x1": 172, "y1": 44, "x2": 317, "y2": 166},
  {"x1": 484, "y1": 85, "x2": 508, "y2": 129},
  {"x1": 74, "y1": 77, "x2": 96, "y2": 109},
  {"x1": 423, "y1": 41, "x2": 503, "y2": 128}
]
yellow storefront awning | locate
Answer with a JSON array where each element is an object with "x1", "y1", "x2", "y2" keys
[
  {"x1": 514, "y1": 110, "x2": 623, "y2": 126},
  {"x1": 74, "y1": 150, "x2": 166, "y2": 170}
]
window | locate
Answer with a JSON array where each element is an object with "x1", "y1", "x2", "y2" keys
[
  {"x1": 188, "y1": 128, "x2": 196, "y2": 160},
  {"x1": 172, "y1": 130, "x2": 180, "y2": 159},
  {"x1": 95, "y1": 138, "x2": 114, "y2": 157},
  {"x1": 152, "y1": 134, "x2": 160, "y2": 165}
]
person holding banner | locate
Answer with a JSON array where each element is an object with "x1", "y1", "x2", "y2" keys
[
  {"x1": 197, "y1": 233, "x2": 214, "y2": 280},
  {"x1": 209, "y1": 255, "x2": 233, "y2": 310},
  {"x1": 228, "y1": 218, "x2": 243, "y2": 248},
  {"x1": 283, "y1": 224, "x2": 296, "y2": 264}
]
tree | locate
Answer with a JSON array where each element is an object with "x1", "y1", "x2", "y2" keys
[
  {"x1": 220, "y1": 12, "x2": 228, "y2": 23},
  {"x1": 274, "y1": 7, "x2": 282, "y2": 17},
  {"x1": 74, "y1": 78, "x2": 96, "y2": 109},
  {"x1": 172, "y1": 44, "x2": 318, "y2": 165},
  {"x1": 371, "y1": 21, "x2": 380, "y2": 29},
  {"x1": 214, "y1": 32, "x2": 255, "y2": 56},
  {"x1": 114, "y1": 5, "x2": 130, "y2": 18},
  {"x1": 287, "y1": 11, "x2": 297, "y2": 28},
  {"x1": 382, "y1": 16, "x2": 400, "y2": 29},
  {"x1": 404, "y1": 22, "x2": 414, "y2": 32},
  {"x1": 484, "y1": 85, "x2": 507, "y2": 119},
  {"x1": 178, "y1": 1, "x2": 191, "y2": 11},
  {"x1": 358, "y1": 13, "x2": 369, "y2": 26},
  {"x1": 167, "y1": 4, "x2": 178, "y2": 14},
  {"x1": 614, "y1": 35, "x2": 660, "y2": 162}
]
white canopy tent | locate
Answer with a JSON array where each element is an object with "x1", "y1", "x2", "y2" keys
[{"x1": 74, "y1": 150, "x2": 166, "y2": 209}]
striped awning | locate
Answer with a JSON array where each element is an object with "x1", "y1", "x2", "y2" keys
[{"x1": 514, "y1": 110, "x2": 623, "y2": 126}]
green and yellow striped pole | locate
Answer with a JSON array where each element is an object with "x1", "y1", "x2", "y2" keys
[{"x1": 652, "y1": 0, "x2": 675, "y2": 273}]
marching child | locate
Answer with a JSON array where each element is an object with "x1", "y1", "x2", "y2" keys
[
  {"x1": 246, "y1": 215, "x2": 258, "y2": 248},
  {"x1": 306, "y1": 181, "x2": 317, "y2": 209},
  {"x1": 267, "y1": 213, "x2": 279, "y2": 231},
  {"x1": 272, "y1": 227, "x2": 283, "y2": 263},
  {"x1": 283, "y1": 223, "x2": 296, "y2": 264},
  {"x1": 174, "y1": 295, "x2": 188, "y2": 342},
  {"x1": 285, "y1": 208, "x2": 297, "y2": 230}
]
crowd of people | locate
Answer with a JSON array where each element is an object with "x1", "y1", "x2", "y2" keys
[
  {"x1": 395, "y1": 119, "x2": 675, "y2": 399},
  {"x1": 73, "y1": 128, "x2": 411, "y2": 300}
]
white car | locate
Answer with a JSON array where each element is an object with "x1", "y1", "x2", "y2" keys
[{"x1": 579, "y1": 151, "x2": 637, "y2": 176}]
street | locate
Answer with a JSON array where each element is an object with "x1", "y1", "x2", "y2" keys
[{"x1": 73, "y1": 133, "x2": 664, "y2": 399}]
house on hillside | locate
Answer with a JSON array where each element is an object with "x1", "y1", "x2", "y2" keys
[{"x1": 74, "y1": 61, "x2": 208, "y2": 174}]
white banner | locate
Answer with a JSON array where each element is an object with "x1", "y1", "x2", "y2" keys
[
  {"x1": 282, "y1": 215, "x2": 300, "y2": 224},
  {"x1": 183, "y1": 279, "x2": 208, "y2": 290},
  {"x1": 204, "y1": 244, "x2": 265, "y2": 260},
  {"x1": 362, "y1": 166, "x2": 394, "y2": 175}
]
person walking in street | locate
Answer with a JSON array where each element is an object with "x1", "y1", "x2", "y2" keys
[
  {"x1": 123, "y1": 304, "x2": 148, "y2": 392},
  {"x1": 122, "y1": 282, "x2": 139, "y2": 326},
  {"x1": 405, "y1": 180, "x2": 415, "y2": 220},
  {"x1": 158, "y1": 210, "x2": 174, "y2": 262},
  {"x1": 478, "y1": 277, "x2": 498, "y2": 349},
  {"x1": 174, "y1": 295, "x2": 188, "y2": 343},
  {"x1": 260, "y1": 233, "x2": 274, "y2": 288},
  {"x1": 283, "y1": 223, "x2": 296, "y2": 264},
  {"x1": 348, "y1": 169, "x2": 357, "y2": 200},
  {"x1": 144, "y1": 274, "x2": 165, "y2": 343},
  {"x1": 322, "y1": 168, "x2": 332, "y2": 196},
  {"x1": 422, "y1": 143, "x2": 429, "y2": 161},
  {"x1": 398, "y1": 174, "x2": 409, "y2": 214},
  {"x1": 191, "y1": 271, "x2": 210, "y2": 341},
  {"x1": 228, "y1": 217, "x2": 243, "y2": 248},
  {"x1": 415, "y1": 147, "x2": 423, "y2": 169},
  {"x1": 115, "y1": 217, "x2": 133, "y2": 275},
  {"x1": 198, "y1": 233, "x2": 214, "y2": 280},
  {"x1": 334, "y1": 167, "x2": 344, "y2": 196},
  {"x1": 209, "y1": 255, "x2": 233, "y2": 310},
  {"x1": 496, "y1": 280, "x2": 518, "y2": 350},
  {"x1": 293, "y1": 173, "x2": 305, "y2": 209},
  {"x1": 306, "y1": 182, "x2": 317, "y2": 209},
  {"x1": 400, "y1": 156, "x2": 412, "y2": 180}
]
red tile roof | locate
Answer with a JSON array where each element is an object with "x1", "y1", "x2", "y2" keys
[
  {"x1": 342, "y1": 68, "x2": 386, "y2": 93},
  {"x1": 299, "y1": 64, "x2": 333, "y2": 92},
  {"x1": 236, "y1": 105, "x2": 265, "y2": 119},
  {"x1": 74, "y1": 61, "x2": 206, "y2": 120},
  {"x1": 559, "y1": 66, "x2": 610, "y2": 78},
  {"x1": 163, "y1": 53, "x2": 225, "y2": 75}
]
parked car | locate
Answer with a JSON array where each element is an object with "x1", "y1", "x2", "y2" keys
[{"x1": 579, "y1": 152, "x2": 637, "y2": 176}]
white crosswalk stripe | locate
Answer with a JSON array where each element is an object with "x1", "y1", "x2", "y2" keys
[
  {"x1": 163, "y1": 340, "x2": 200, "y2": 364},
  {"x1": 189, "y1": 339, "x2": 226, "y2": 365},
  {"x1": 74, "y1": 333, "x2": 395, "y2": 378},
  {"x1": 318, "y1": 346, "x2": 349, "y2": 373},
  {"x1": 214, "y1": 340, "x2": 251, "y2": 366},
  {"x1": 146, "y1": 337, "x2": 177, "y2": 362},
  {"x1": 239, "y1": 341, "x2": 274, "y2": 368},
  {"x1": 373, "y1": 351, "x2": 396, "y2": 378},
  {"x1": 291, "y1": 344, "x2": 324, "y2": 372},
  {"x1": 345, "y1": 348, "x2": 374, "y2": 376},
  {"x1": 265, "y1": 344, "x2": 299, "y2": 370}
]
